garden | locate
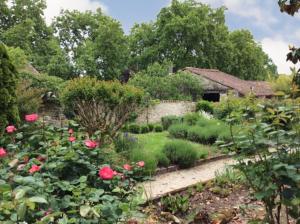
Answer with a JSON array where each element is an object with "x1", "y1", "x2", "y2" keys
[{"x1": 1, "y1": 0, "x2": 300, "y2": 223}]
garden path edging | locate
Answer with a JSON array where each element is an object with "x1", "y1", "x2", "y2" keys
[{"x1": 141, "y1": 156, "x2": 236, "y2": 201}]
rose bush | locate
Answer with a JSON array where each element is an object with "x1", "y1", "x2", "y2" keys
[{"x1": 0, "y1": 115, "x2": 146, "y2": 223}]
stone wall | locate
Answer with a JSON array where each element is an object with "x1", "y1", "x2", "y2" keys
[{"x1": 136, "y1": 100, "x2": 196, "y2": 124}]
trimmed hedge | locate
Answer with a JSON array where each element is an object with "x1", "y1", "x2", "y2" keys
[
  {"x1": 140, "y1": 124, "x2": 150, "y2": 133},
  {"x1": 187, "y1": 126, "x2": 218, "y2": 145},
  {"x1": 163, "y1": 140, "x2": 198, "y2": 168},
  {"x1": 128, "y1": 123, "x2": 141, "y2": 134},
  {"x1": 154, "y1": 124, "x2": 163, "y2": 132},
  {"x1": 168, "y1": 124, "x2": 190, "y2": 139}
]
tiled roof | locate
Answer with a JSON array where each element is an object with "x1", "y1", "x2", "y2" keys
[{"x1": 184, "y1": 67, "x2": 274, "y2": 97}]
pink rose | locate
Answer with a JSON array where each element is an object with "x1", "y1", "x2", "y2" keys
[
  {"x1": 29, "y1": 165, "x2": 41, "y2": 174},
  {"x1": 0, "y1": 148, "x2": 7, "y2": 158},
  {"x1": 123, "y1": 164, "x2": 132, "y2": 171},
  {"x1": 25, "y1": 114, "x2": 39, "y2": 122},
  {"x1": 98, "y1": 166, "x2": 115, "y2": 180},
  {"x1": 85, "y1": 140, "x2": 98, "y2": 149},
  {"x1": 6, "y1": 125, "x2": 17, "y2": 133},
  {"x1": 68, "y1": 129, "x2": 74, "y2": 134},
  {"x1": 69, "y1": 136, "x2": 76, "y2": 142},
  {"x1": 17, "y1": 164, "x2": 26, "y2": 171},
  {"x1": 137, "y1": 161, "x2": 145, "y2": 167}
]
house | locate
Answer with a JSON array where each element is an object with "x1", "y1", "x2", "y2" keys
[{"x1": 183, "y1": 67, "x2": 274, "y2": 102}]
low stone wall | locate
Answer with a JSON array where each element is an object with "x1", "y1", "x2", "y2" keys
[{"x1": 136, "y1": 100, "x2": 196, "y2": 124}]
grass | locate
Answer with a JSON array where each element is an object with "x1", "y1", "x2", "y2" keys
[{"x1": 130, "y1": 131, "x2": 217, "y2": 174}]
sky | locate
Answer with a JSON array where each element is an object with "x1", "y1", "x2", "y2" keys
[{"x1": 44, "y1": 0, "x2": 300, "y2": 75}]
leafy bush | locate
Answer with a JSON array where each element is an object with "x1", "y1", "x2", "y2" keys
[
  {"x1": 16, "y1": 79, "x2": 43, "y2": 118},
  {"x1": 187, "y1": 126, "x2": 218, "y2": 145},
  {"x1": 114, "y1": 132, "x2": 138, "y2": 154},
  {"x1": 0, "y1": 43, "x2": 20, "y2": 132},
  {"x1": 128, "y1": 123, "x2": 141, "y2": 134},
  {"x1": 61, "y1": 77, "x2": 144, "y2": 139},
  {"x1": 196, "y1": 100, "x2": 214, "y2": 114},
  {"x1": 130, "y1": 147, "x2": 158, "y2": 175},
  {"x1": 0, "y1": 116, "x2": 146, "y2": 223},
  {"x1": 147, "y1": 123, "x2": 154, "y2": 131},
  {"x1": 161, "y1": 193, "x2": 189, "y2": 214},
  {"x1": 161, "y1": 115, "x2": 182, "y2": 130},
  {"x1": 140, "y1": 124, "x2": 150, "y2": 133},
  {"x1": 154, "y1": 124, "x2": 163, "y2": 132},
  {"x1": 157, "y1": 153, "x2": 170, "y2": 167},
  {"x1": 129, "y1": 71, "x2": 203, "y2": 101},
  {"x1": 168, "y1": 124, "x2": 190, "y2": 139},
  {"x1": 163, "y1": 140, "x2": 197, "y2": 168},
  {"x1": 183, "y1": 113, "x2": 200, "y2": 125}
]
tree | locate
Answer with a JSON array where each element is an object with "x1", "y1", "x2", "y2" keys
[
  {"x1": 0, "y1": 0, "x2": 71, "y2": 76},
  {"x1": 6, "y1": 46, "x2": 28, "y2": 70},
  {"x1": 53, "y1": 9, "x2": 129, "y2": 80},
  {"x1": 129, "y1": 0, "x2": 277, "y2": 80},
  {"x1": 0, "y1": 43, "x2": 20, "y2": 132},
  {"x1": 228, "y1": 30, "x2": 277, "y2": 80}
]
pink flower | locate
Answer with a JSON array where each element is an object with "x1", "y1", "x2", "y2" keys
[
  {"x1": 29, "y1": 165, "x2": 41, "y2": 174},
  {"x1": 0, "y1": 148, "x2": 7, "y2": 158},
  {"x1": 137, "y1": 161, "x2": 145, "y2": 167},
  {"x1": 123, "y1": 164, "x2": 132, "y2": 171},
  {"x1": 6, "y1": 125, "x2": 17, "y2": 133},
  {"x1": 68, "y1": 129, "x2": 74, "y2": 134},
  {"x1": 17, "y1": 164, "x2": 26, "y2": 171},
  {"x1": 85, "y1": 140, "x2": 98, "y2": 149},
  {"x1": 25, "y1": 114, "x2": 39, "y2": 122},
  {"x1": 98, "y1": 166, "x2": 115, "y2": 180},
  {"x1": 69, "y1": 136, "x2": 76, "y2": 142}
]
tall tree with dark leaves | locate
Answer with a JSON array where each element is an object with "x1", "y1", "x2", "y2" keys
[{"x1": 53, "y1": 9, "x2": 129, "y2": 80}]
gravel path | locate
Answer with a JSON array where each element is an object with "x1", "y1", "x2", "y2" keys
[{"x1": 141, "y1": 157, "x2": 236, "y2": 200}]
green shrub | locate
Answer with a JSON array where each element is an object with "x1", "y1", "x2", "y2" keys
[
  {"x1": 196, "y1": 100, "x2": 214, "y2": 114},
  {"x1": 140, "y1": 124, "x2": 150, "y2": 133},
  {"x1": 168, "y1": 124, "x2": 190, "y2": 139},
  {"x1": 183, "y1": 113, "x2": 200, "y2": 125},
  {"x1": 157, "y1": 153, "x2": 170, "y2": 167},
  {"x1": 130, "y1": 147, "x2": 158, "y2": 175},
  {"x1": 161, "y1": 115, "x2": 182, "y2": 130},
  {"x1": 148, "y1": 123, "x2": 154, "y2": 131},
  {"x1": 163, "y1": 140, "x2": 197, "y2": 168},
  {"x1": 61, "y1": 77, "x2": 144, "y2": 138},
  {"x1": 154, "y1": 124, "x2": 163, "y2": 132},
  {"x1": 0, "y1": 43, "x2": 20, "y2": 132},
  {"x1": 114, "y1": 132, "x2": 138, "y2": 154},
  {"x1": 187, "y1": 126, "x2": 218, "y2": 144},
  {"x1": 128, "y1": 123, "x2": 141, "y2": 134}
]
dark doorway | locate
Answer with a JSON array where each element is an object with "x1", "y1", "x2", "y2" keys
[{"x1": 202, "y1": 93, "x2": 220, "y2": 102}]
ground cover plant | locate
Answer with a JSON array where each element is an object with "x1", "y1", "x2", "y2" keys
[{"x1": 0, "y1": 115, "x2": 147, "y2": 223}]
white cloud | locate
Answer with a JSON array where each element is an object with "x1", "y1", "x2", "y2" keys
[
  {"x1": 44, "y1": 0, "x2": 108, "y2": 25},
  {"x1": 261, "y1": 37, "x2": 296, "y2": 74},
  {"x1": 197, "y1": 0, "x2": 277, "y2": 28}
]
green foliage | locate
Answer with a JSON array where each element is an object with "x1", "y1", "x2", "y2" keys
[
  {"x1": 114, "y1": 132, "x2": 138, "y2": 154},
  {"x1": 271, "y1": 74, "x2": 293, "y2": 96},
  {"x1": 129, "y1": 147, "x2": 158, "y2": 175},
  {"x1": 128, "y1": 0, "x2": 277, "y2": 80},
  {"x1": 187, "y1": 126, "x2": 217, "y2": 145},
  {"x1": 128, "y1": 124, "x2": 141, "y2": 134},
  {"x1": 147, "y1": 123, "x2": 154, "y2": 132},
  {"x1": 0, "y1": 118, "x2": 146, "y2": 223},
  {"x1": 161, "y1": 115, "x2": 183, "y2": 130},
  {"x1": 0, "y1": 43, "x2": 20, "y2": 132},
  {"x1": 160, "y1": 193, "x2": 189, "y2": 214},
  {"x1": 183, "y1": 113, "x2": 201, "y2": 126},
  {"x1": 222, "y1": 102, "x2": 300, "y2": 224},
  {"x1": 196, "y1": 100, "x2": 214, "y2": 114},
  {"x1": 140, "y1": 124, "x2": 150, "y2": 134},
  {"x1": 154, "y1": 124, "x2": 163, "y2": 132},
  {"x1": 6, "y1": 46, "x2": 28, "y2": 70},
  {"x1": 129, "y1": 71, "x2": 203, "y2": 101},
  {"x1": 61, "y1": 77, "x2": 144, "y2": 138},
  {"x1": 163, "y1": 140, "x2": 198, "y2": 168},
  {"x1": 16, "y1": 79, "x2": 43, "y2": 118},
  {"x1": 168, "y1": 123, "x2": 190, "y2": 139}
]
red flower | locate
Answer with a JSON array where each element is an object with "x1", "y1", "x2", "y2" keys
[
  {"x1": 29, "y1": 165, "x2": 41, "y2": 174},
  {"x1": 98, "y1": 166, "x2": 115, "y2": 180},
  {"x1": 6, "y1": 125, "x2": 17, "y2": 133},
  {"x1": 123, "y1": 164, "x2": 132, "y2": 171},
  {"x1": 68, "y1": 129, "x2": 74, "y2": 134},
  {"x1": 85, "y1": 139, "x2": 98, "y2": 149},
  {"x1": 137, "y1": 161, "x2": 145, "y2": 167},
  {"x1": 0, "y1": 148, "x2": 7, "y2": 158},
  {"x1": 25, "y1": 114, "x2": 39, "y2": 122},
  {"x1": 69, "y1": 136, "x2": 76, "y2": 142}
]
